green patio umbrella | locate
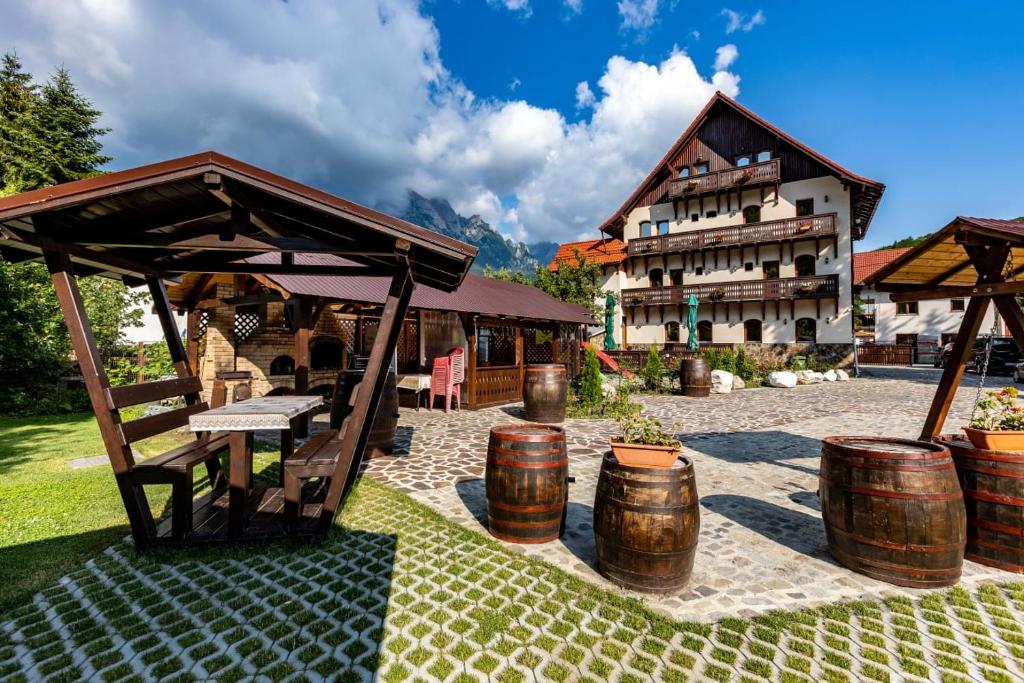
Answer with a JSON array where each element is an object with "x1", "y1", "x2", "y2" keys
[
  {"x1": 686, "y1": 294, "x2": 699, "y2": 351},
  {"x1": 603, "y1": 293, "x2": 617, "y2": 351}
]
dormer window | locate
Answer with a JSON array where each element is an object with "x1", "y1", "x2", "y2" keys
[
  {"x1": 695, "y1": 163, "x2": 708, "y2": 175},
  {"x1": 736, "y1": 155, "x2": 751, "y2": 167},
  {"x1": 678, "y1": 167, "x2": 690, "y2": 178},
  {"x1": 756, "y1": 150, "x2": 771, "y2": 163}
]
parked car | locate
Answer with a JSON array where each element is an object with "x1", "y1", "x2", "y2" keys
[
  {"x1": 967, "y1": 336, "x2": 1023, "y2": 376},
  {"x1": 1015, "y1": 362, "x2": 1024, "y2": 384},
  {"x1": 934, "y1": 342, "x2": 954, "y2": 368}
]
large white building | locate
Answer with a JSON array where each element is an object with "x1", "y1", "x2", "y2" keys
[{"x1": 559, "y1": 92, "x2": 885, "y2": 351}]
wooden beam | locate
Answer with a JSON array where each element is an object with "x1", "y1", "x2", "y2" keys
[
  {"x1": 293, "y1": 298, "x2": 313, "y2": 438},
  {"x1": 3, "y1": 225, "x2": 160, "y2": 276},
  {"x1": 887, "y1": 280, "x2": 1024, "y2": 302},
  {"x1": 321, "y1": 257, "x2": 414, "y2": 529},
  {"x1": 156, "y1": 260, "x2": 384, "y2": 276}
]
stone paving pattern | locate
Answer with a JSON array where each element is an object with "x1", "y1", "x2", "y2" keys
[
  {"x1": 5, "y1": 478, "x2": 1024, "y2": 683},
  {"x1": 361, "y1": 367, "x2": 1014, "y2": 622}
]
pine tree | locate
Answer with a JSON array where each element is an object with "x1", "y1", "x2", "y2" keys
[
  {"x1": 641, "y1": 345, "x2": 663, "y2": 391},
  {"x1": 0, "y1": 51, "x2": 39, "y2": 195},
  {"x1": 578, "y1": 345, "x2": 604, "y2": 406}
]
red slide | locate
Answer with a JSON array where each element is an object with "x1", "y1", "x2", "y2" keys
[{"x1": 582, "y1": 341, "x2": 634, "y2": 378}]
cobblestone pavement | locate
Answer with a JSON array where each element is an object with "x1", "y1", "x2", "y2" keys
[{"x1": 360, "y1": 367, "x2": 1017, "y2": 622}]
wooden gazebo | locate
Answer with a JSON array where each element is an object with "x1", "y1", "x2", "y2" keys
[
  {"x1": 863, "y1": 217, "x2": 1024, "y2": 438},
  {"x1": 0, "y1": 152, "x2": 475, "y2": 548}
]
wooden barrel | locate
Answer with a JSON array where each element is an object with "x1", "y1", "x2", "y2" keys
[
  {"x1": 678, "y1": 359, "x2": 711, "y2": 398},
  {"x1": 330, "y1": 369, "x2": 399, "y2": 459},
  {"x1": 594, "y1": 453, "x2": 700, "y2": 593},
  {"x1": 523, "y1": 364, "x2": 568, "y2": 423},
  {"x1": 486, "y1": 424, "x2": 568, "y2": 543},
  {"x1": 819, "y1": 436, "x2": 965, "y2": 588},
  {"x1": 938, "y1": 436, "x2": 1024, "y2": 573}
]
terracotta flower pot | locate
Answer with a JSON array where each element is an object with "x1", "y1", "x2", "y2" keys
[
  {"x1": 963, "y1": 426, "x2": 1024, "y2": 452},
  {"x1": 609, "y1": 438, "x2": 680, "y2": 468}
]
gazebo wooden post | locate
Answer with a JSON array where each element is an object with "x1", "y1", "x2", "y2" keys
[
  {"x1": 515, "y1": 324, "x2": 525, "y2": 389},
  {"x1": 320, "y1": 255, "x2": 414, "y2": 529},
  {"x1": 43, "y1": 250, "x2": 156, "y2": 546},
  {"x1": 919, "y1": 240, "x2": 1011, "y2": 439},
  {"x1": 185, "y1": 309, "x2": 200, "y2": 375},
  {"x1": 461, "y1": 313, "x2": 478, "y2": 407},
  {"x1": 293, "y1": 297, "x2": 313, "y2": 438}
]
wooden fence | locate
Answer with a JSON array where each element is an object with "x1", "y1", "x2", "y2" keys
[{"x1": 857, "y1": 343, "x2": 913, "y2": 366}]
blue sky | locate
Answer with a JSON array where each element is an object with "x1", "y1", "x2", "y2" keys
[{"x1": 1, "y1": 1, "x2": 1021, "y2": 250}]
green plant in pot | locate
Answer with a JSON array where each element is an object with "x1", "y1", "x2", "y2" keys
[
  {"x1": 610, "y1": 415, "x2": 681, "y2": 467},
  {"x1": 965, "y1": 387, "x2": 1024, "y2": 451}
]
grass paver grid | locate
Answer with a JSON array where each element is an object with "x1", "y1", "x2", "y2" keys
[{"x1": 1, "y1": 479, "x2": 1023, "y2": 681}]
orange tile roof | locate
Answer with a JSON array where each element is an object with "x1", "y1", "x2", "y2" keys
[
  {"x1": 548, "y1": 239, "x2": 627, "y2": 271},
  {"x1": 854, "y1": 247, "x2": 911, "y2": 284}
]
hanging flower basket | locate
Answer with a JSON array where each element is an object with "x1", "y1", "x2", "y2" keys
[
  {"x1": 796, "y1": 222, "x2": 814, "y2": 233},
  {"x1": 735, "y1": 171, "x2": 753, "y2": 185},
  {"x1": 710, "y1": 287, "x2": 726, "y2": 301},
  {"x1": 965, "y1": 387, "x2": 1024, "y2": 451}
]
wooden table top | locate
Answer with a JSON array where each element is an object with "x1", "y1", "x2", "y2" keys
[{"x1": 189, "y1": 396, "x2": 323, "y2": 432}]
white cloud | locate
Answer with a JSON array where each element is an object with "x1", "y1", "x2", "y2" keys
[
  {"x1": 575, "y1": 81, "x2": 596, "y2": 109},
  {"x1": 721, "y1": 8, "x2": 765, "y2": 33},
  {"x1": 489, "y1": 0, "x2": 532, "y2": 17},
  {"x1": 509, "y1": 76, "x2": 522, "y2": 92},
  {"x1": 618, "y1": 0, "x2": 659, "y2": 32},
  {"x1": 0, "y1": 1, "x2": 741, "y2": 245},
  {"x1": 564, "y1": 0, "x2": 584, "y2": 15},
  {"x1": 714, "y1": 44, "x2": 738, "y2": 71}
]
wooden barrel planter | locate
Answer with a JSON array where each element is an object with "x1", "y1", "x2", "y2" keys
[
  {"x1": 485, "y1": 424, "x2": 568, "y2": 543},
  {"x1": 330, "y1": 369, "x2": 399, "y2": 459},
  {"x1": 678, "y1": 358, "x2": 711, "y2": 398},
  {"x1": 593, "y1": 453, "x2": 700, "y2": 593},
  {"x1": 937, "y1": 435, "x2": 1024, "y2": 573},
  {"x1": 523, "y1": 364, "x2": 568, "y2": 423},
  {"x1": 819, "y1": 436, "x2": 965, "y2": 588}
]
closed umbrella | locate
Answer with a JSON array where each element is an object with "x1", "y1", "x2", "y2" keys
[
  {"x1": 686, "y1": 294, "x2": 699, "y2": 351},
  {"x1": 603, "y1": 293, "x2": 617, "y2": 351}
]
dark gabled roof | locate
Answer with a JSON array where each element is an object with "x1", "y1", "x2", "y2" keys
[
  {"x1": 598, "y1": 92, "x2": 885, "y2": 240},
  {"x1": 0, "y1": 152, "x2": 476, "y2": 291},
  {"x1": 243, "y1": 253, "x2": 595, "y2": 325},
  {"x1": 864, "y1": 217, "x2": 1024, "y2": 289}
]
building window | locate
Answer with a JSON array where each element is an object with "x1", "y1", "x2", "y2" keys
[
  {"x1": 695, "y1": 266, "x2": 704, "y2": 276},
  {"x1": 742, "y1": 205, "x2": 761, "y2": 224},
  {"x1": 950, "y1": 298, "x2": 965, "y2": 312},
  {"x1": 796, "y1": 198, "x2": 815, "y2": 217},
  {"x1": 756, "y1": 150, "x2": 771, "y2": 163},
  {"x1": 656, "y1": 220, "x2": 669, "y2": 235},
  {"x1": 639, "y1": 220, "x2": 652, "y2": 237},
  {"x1": 897, "y1": 333, "x2": 918, "y2": 346},
  {"x1": 691, "y1": 213, "x2": 699, "y2": 222},
  {"x1": 665, "y1": 321, "x2": 680, "y2": 343},
  {"x1": 706, "y1": 210, "x2": 717, "y2": 218},
  {"x1": 744, "y1": 262, "x2": 754, "y2": 272},
  {"x1": 648, "y1": 268, "x2": 664, "y2": 288},
  {"x1": 669, "y1": 269, "x2": 684, "y2": 286},
  {"x1": 310, "y1": 336, "x2": 344, "y2": 370},
  {"x1": 763, "y1": 260, "x2": 780, "y2": 279},
  {"x1": 477, "y1": 325, "x2": 516, "y2": 366},
  {"x1": 736, "y1": 154, "x2": 751, "y2": 167},
  {"x1": 897, "y1": 302, "x2": 919, "y2": 315},
  {"x1": 695, "y1": 162, "x2": 708, "y2": 175},
  {"x1": 744, "y1": 319, "x2": 762, "y2": 343},
  {"x1": 697, "y1": 320, "x2": 713, "y2": 342},
  {"x1": 795, "y1": 318, "x2": 816, "y2": 343},
  {"x1": 270, "y1": 355, "x2": 295, "y2": 375},
  {"x1": 678, "y1": 166, "x2": 690, "y2": 178},
  {"x1": 795, "y1": 254, "x2": 816, "y2": 277}
]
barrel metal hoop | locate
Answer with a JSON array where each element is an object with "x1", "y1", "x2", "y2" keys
[
  {"x1": 490, "y1": 431, "x2": 565, "y2": 443},
  {"x1": 598, "y1": 499, "x2": 699, "y2": 514},
  {"x1": 970, "y1": 517, "x2": 1024, "y2": 537},
  {"x1": 954, "y1": 462, "x2": 1024, "y2": 477},
  {"x1": 600, "y1": 475, "x2": 694, "y2": 489},
  {"x1": 833, "y1": 548, "x2": 963, "y2": 577},
  {"x1": 823, "y1": 458, "x2": 955, "y2": 472},
  {"x1": 828, "y1": 525, "x2": 965, "y2": 553},
  {"x1": 488, "y1": 445, "x2": 566, "y2": 457},
  {"x1": 595, "y1": 533, "x2": 698, "y2": 558},
  {"x1": 488, "y1": 500, "x2": 564, "y2": 513},
  {"x1": 841, "y1": 486, "x2": 962, "y2": 501},
  {"x1": 489, "y1": 457, "x2": 566, "y2": 470},
  {"x1": 489, "y1": 517, "x2": 559, "y2": 529},
  {"x1": 964, "y1": 489, "x2": 1024, "y2": 506},
  {"x1": 971, "y1": 537, "x2": 1024, "y2": 554},
  {"x1": 965, "y1": 549, "x2": 1024, "y2": 572}
]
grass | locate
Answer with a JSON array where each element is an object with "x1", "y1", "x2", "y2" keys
[{"x1": 0, "y1": 411, "x2": 279, "y2": 611}]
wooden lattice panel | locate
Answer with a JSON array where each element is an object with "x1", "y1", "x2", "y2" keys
[
  {"x1": 480, "y1": 324, "x2": 516, "y2": 366},
  {"x1": 334, "y1": 317, "x2": 356, "y2": 354},
  {"x1": 523, "y1": 327, "x2": 554, "y2": 365},
  {"x1": 233, "y1": 305, "x2": 260, "y2": 344}
]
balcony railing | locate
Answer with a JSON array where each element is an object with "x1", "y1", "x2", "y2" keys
[
  {"x1": 621, "y1": 275, "x2": 838, "y2": 307},
  {"x1": 628, "y1": 212, "x2": 837, "y2": 257},
  {"x1": 667, "y1": 158, "x2": 780, "y2": 199}
]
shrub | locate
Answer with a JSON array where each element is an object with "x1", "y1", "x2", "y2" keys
[
  {"x1": 577, "y1": 346, "x2": 604, "y2": 406},
  {"x1": 640, "y1": 346, "x2": 663, "y2": 392}
]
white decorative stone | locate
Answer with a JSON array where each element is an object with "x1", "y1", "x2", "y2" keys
[
  {"x1": 143, "y1": 405, "x2": 170, "y2": 417},
  {"x1": 796, "y1": 370, "x2": 824, "y2": 385},
  {"x1": 710, "y1": 369, "x2": 733, "y2": 394},
  {"x1": 836, "y1": 368, "x2": 851, "y2": 381},
  {"x1": 823, "y1": 370, "x2": 838, "y2": 382},
  {"x1": 769, "y1": 371, "x2": 798, "y2": 388},
  {"x1": 732, "y1": 375, "x2": 746, "y2": 390}
]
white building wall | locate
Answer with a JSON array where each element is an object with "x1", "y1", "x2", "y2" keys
[
  {"x1": 866, "y1": 288, "x2": 999, "y2": 343},
  {"x1": 618, "y1": 176, "x2": 854, "y2": 345}
]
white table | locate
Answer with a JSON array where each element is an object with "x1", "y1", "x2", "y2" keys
[
  {"x1": 397, "y1": 373, "x2": 432, "y2": 410},
  {"x1": 189, "y1": 396, "x2": 322, "y2": 537}
]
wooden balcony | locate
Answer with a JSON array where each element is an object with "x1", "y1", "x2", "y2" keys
[
  {"x1": 621, "y1": 275, "x2": 839, "y2": 308},
  {"x1": 667, "y1": 159, "x2": 780, "y2": 199},
  {"x1": 628, "y1": 213, "x2": 837, "y2": 257}
]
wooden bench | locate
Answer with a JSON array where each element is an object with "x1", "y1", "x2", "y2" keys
[
  {"x1": 110, "y1": 375, "x2": 229, "y2": 541},
  {"x1": 283, "y1": 428, "x2": 355, "y2": 532}
]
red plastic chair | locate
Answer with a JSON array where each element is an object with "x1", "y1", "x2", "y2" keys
[
  {"x1": 429, "y1": 356, "x2": 452, "y2": 412},
  {"x1": 448, "y1": 347, "x2": 464, "y2": 411}
]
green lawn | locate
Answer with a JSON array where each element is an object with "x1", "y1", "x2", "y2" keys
[{"x1": 0, "y1": 412, "x2": 278, "y2": 611}]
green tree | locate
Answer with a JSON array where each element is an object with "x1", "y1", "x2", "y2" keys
[
  {"x1": 577, "y1": 345, "x2": 603, "y2": 405},
  {"x1": 485, "y1": 248, "x2": 605, "y2": 316},
  {"x1": 0, "y1": 51, "x2": 38, "y2": 195},
  {"x1": 640, "y1": 345, "x2": 663, "y2": 391}
]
